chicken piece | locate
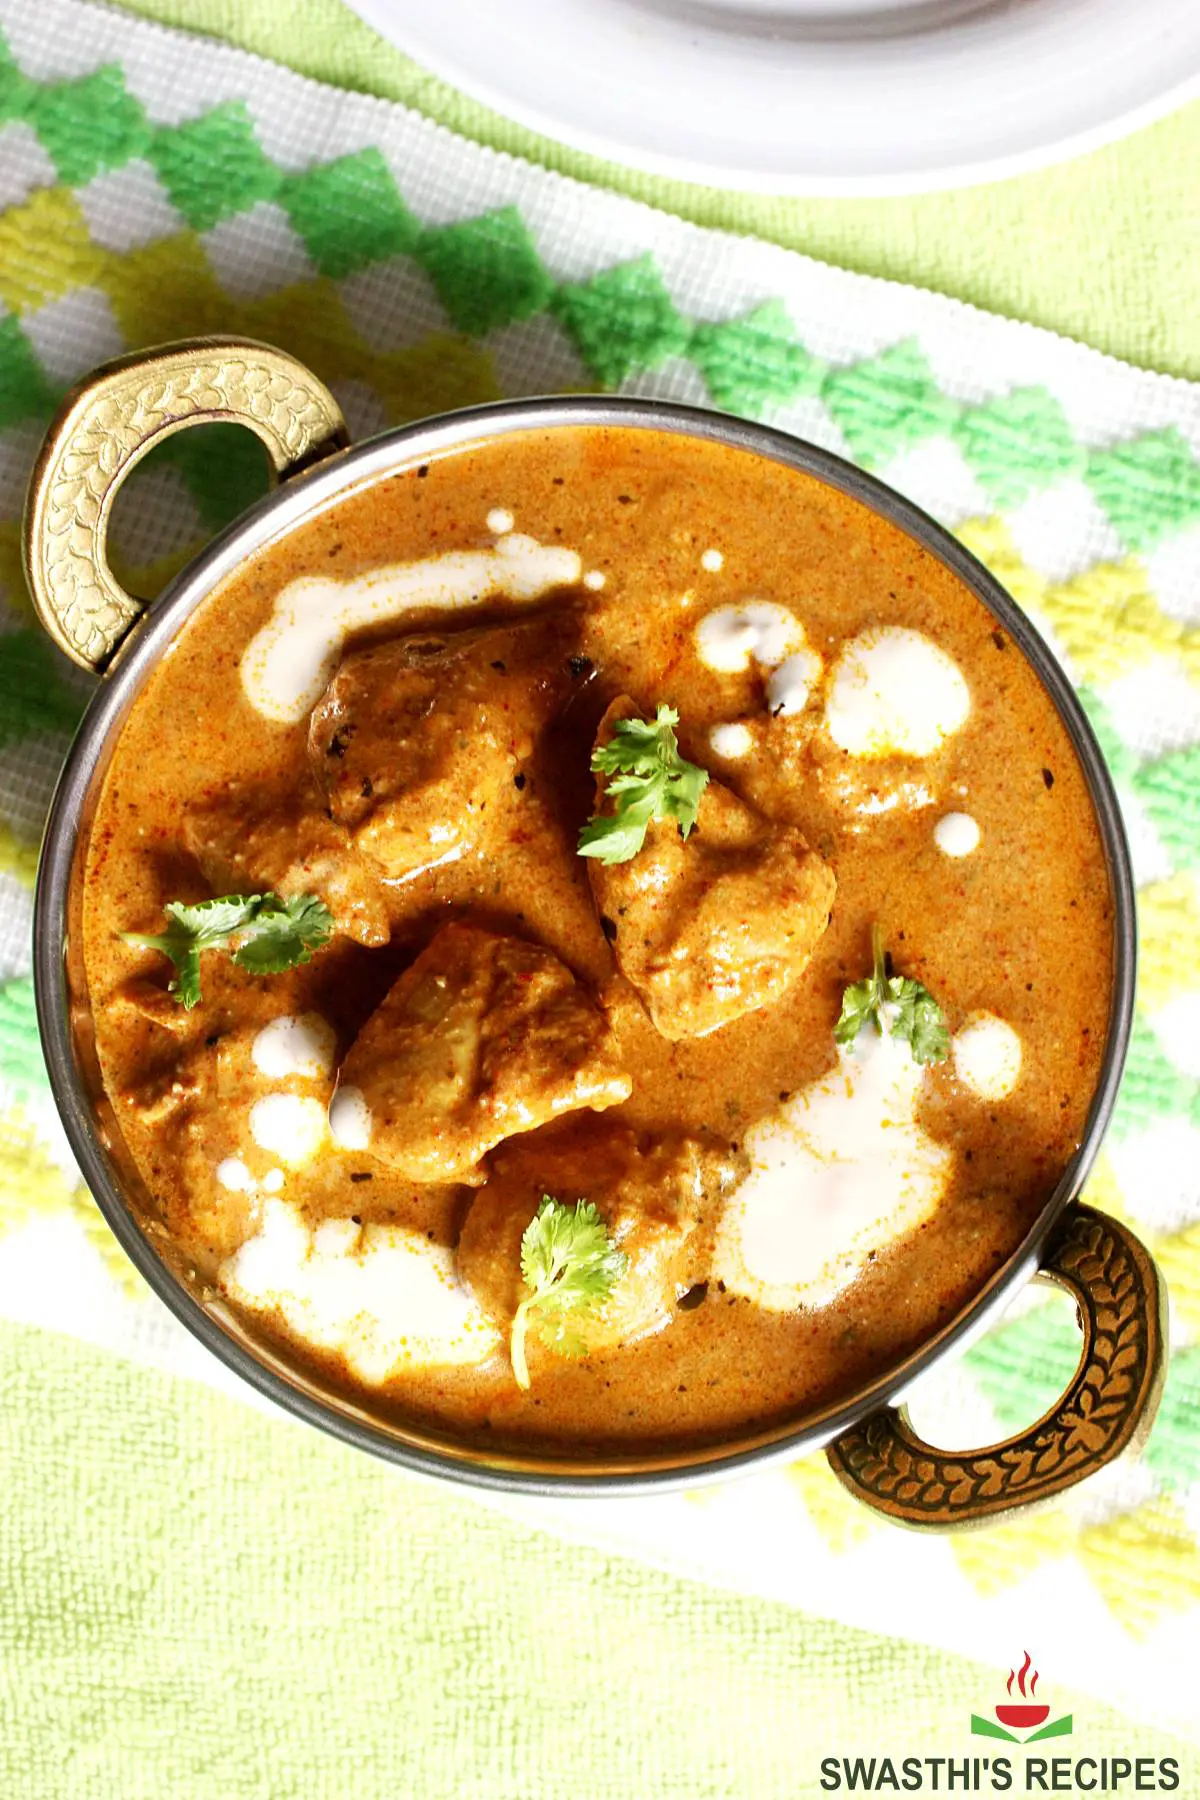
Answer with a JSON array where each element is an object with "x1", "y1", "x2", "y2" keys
[
  {"x1": 588, "y1": 698, "x2": 836, "y2": 1040},
  {"x1": 308, "y1": 612, "x2": 591, "y2": 883},
  {"x1": 117, "y1": 992, "x2": 339, "y2": 1267},
  {"x1": 335, "y1": 922, "x2": 631, "y2": 1183},
  {"x1": 184, "y1": 783, "x2": 390, "y2": 948},
  {"x1": 109, "y1": 977, "x2": 201, "y2": 1037},
  {"x1": 457, "y1": 1122, "x2": 744, "y2": 1356}
]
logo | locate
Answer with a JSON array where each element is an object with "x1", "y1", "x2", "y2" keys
[
  {"x1": 970, "y1": 1651, "x2": 1073, "y2": 1744},
  {"x1": 817, "y1": 1646, "x2": 1182, "y2": 1791}
]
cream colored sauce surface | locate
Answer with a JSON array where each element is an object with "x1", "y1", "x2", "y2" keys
[
  {"x1": 252, "y1": 1014, "x2": 336, "y2": 1080},
  {"x1": 712, "y1": 1028, "x2": 953, "y2": 1310},
  {"x1": 825, "y1": 625, "x2": 970, "y2": 757},
  {"x1": 953, "y1": 1013, "x2": 1023, "y2": 1100},
  {"x1": 83, "y1": 425, "x2": 1114, "y2": 1448},
  {"x1": 328, "y1": 1085, "x2": 372, "y2": 1150},
  {"x1": 221, "y1": 1200, "x2": 499, "y2": 1379},
  {"x1": 696, "y1": 601, "x2": 806, "y2": 675},
  {"x1": 709, "y1": 721, "x2": 754, "y2": 760},
  {"x1": 934, "y1": 811, "x2": 981, "y2": 857},
  {"x1": 240, "y1": 535, "x2": 583, "y2": 723},
  {"x1": 765, "y1": 650, "x2": 822, "y2": 717},
  {"x1": 248, "y1": 1093, "x2": 327, "y2": 1165}
]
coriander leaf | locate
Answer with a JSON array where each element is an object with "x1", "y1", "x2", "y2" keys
[
  {"x1": 122, "y1": 894, "x2": 265, "y2": 1010},
  {"x1": 832, "y1": 973, "x2": 881, "y2": 1050},
  {"x1": 578, "y1": 703, "x2": 709, "y2": 867},
  {"x1": 122, "y1": 891, "x2": 334, "y2": 1009},
  {"x1": 122, "y1": 931, "x2": 204, "y2": 1010},
  {"x1": 833, "y1": 923, "x2": 949, "y2": 1066},
  {"x1": 509, "y1": 1196, "x2": 628, "y2": 1390},
  {"x1": 172, "y1": 955, "x2": 201, "y2": 1010},
  {"x1": 577, "y1": 793, "x2": 656, "y2": 864},
  {"x1": 889, "y1": 977, "x2": 951, "y2": 1066},
  {"x1": 833, "y1": 923, "x2": 893, "y2": 1050},
  {"x1": 158, "y1": 895, "x2": 266, "y2": 941},
  {"x1": 232, "y1": 892, "x2": 335, "y2": 975}
]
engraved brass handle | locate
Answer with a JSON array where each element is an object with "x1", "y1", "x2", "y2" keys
[
  {"x1": 23, "y1": 337, "x2": 348, "y2": 673},
  {"x1": 826, "y1": 1205, "x2": 1166, "y2": 1530}
]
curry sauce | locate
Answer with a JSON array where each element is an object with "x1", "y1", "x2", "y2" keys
[{"x1": 81, "y1": 427, "x2": 1113, "y2": 1451}]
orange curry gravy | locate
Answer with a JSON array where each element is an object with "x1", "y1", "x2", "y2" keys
[{"x1": 82, "y1": 426, "x2": 1113, "y2": 1452}]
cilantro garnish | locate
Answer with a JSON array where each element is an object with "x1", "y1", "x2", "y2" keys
[
  {"x1": 122, "y1": 892, "x2": 334, "y2": 1010},
  {"x1": 577, "y1": 703, "x2": 709, "y2": 866},
  {"x1": 509, "y1": 1196, "x2": 628, "y2": 1390},
  {"x1": 834, "y1": 924, "x2": 950, "y2": 1066}
]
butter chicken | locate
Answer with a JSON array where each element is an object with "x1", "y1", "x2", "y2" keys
[{"x1": 82, "y1": 426, "x2": 1113, "y2": 1451}]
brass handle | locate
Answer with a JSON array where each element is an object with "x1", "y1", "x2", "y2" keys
[
  {"x1": 826, "y1": 1205, "x2": 1166, "y2": 1530},
  {"x1": 23, "y1": 336, "x2": 348, "y2": 673}
]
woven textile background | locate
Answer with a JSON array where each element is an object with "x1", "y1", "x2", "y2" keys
[
  {"x1": 0, "y1": 0, "x2": 1199, "y2": 1767},
  {"x1": 113, "y1": 0, "x2": 1200, "y2": 381}
]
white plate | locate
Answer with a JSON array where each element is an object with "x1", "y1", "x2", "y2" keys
[{"x1": 346, "y1": 0, "x2": 1200, "y2": 195}]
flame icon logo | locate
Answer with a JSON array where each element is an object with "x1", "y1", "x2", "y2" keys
[
  {"x1": 995, "y1": 1652, "x2": 1049, "y2": 1729},
  {"x1": 1008, "y1": 1650, "x2": 1038, "y2": 1698},
  {"x1": 970, "y1": 1653, "x2": 1073, "y2": 1744}
]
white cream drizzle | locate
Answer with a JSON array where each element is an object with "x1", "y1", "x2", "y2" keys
[
  {"x1": 328, "y1": 1085, "x2": 372, "y2": 1151},
  {"x1": 251, "y1": 1013, "x2": 336, "y2": 1081},
  {"x1": 248, "y1": 1093, "x2": 327, "y2": 1166},
  {"x1": 583, "y1": 570, "x2": 606, "y2": 591},
  {"x1": 711, "y1": 1027, "x2": 952, "y2": 1311},
  {"x1": 220, "y1": 1200, "x2": 499, "y2": 1380},
  {"x1": 709, "y1": 721, "x2": 754, "y2": 761},
  {"x1": 700, "y1": 548, "x2": 724, "y2": 572},
  {"x1": 216, "y1": 1157, "x2": 286, "y2": 1196},
  {"x1": 696, "y1": 602, "x2": 805, "y2": 676},
  {"x1": 240, "y1": 534, "x2": 583, "y2": 723},
  {"x1": 825, "y1": 626, "x2": 970, "y2": 758},
  {"x1": 216, "y1": 1157, "x2": 254, "y2": 1193},
  {"x1": 953, "y1": 1013, "x2": 1022, "y2": 1100},
  {"x1": 820, "y1": 766, "x2": 935, "y2": 831},
  {"x1": 934, "y1": 811, "x2": 980, "y2": 857},
  {"x1": 486, "y1": 507, "x2": 515, "y2": 535},
  {"x1": 765, "y1": 648, "x2": 823, "y2": 717},
  {"x1": 853, "y1": 782, "x2": 934, "y2": 818}
]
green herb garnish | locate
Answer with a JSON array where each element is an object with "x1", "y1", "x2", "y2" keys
[
  {"x1": 834, "y1": 924, "x2": 950, "y2": 1066},
  {"x1": 577, "y1": 703, "x2": 709, "y2": 866},
  {"x1": 122, "y1": 891, "x2": 334, "y2": 1010},
  {"x1": 509, "y1": 1196, "x2": 628, "y2": 1390}
]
